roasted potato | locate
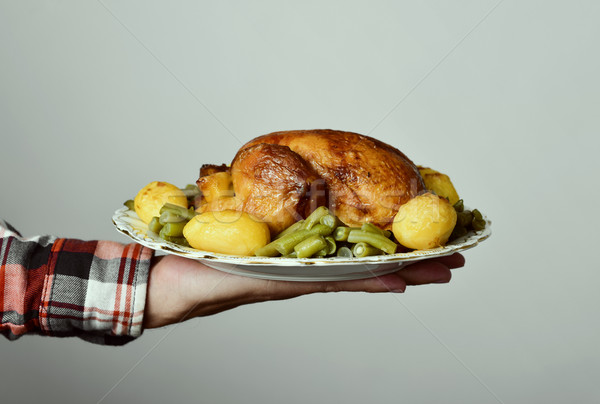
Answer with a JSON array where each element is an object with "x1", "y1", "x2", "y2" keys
[
  {"x1": 418, "y1": 166, "x2": 460, "y2": 205},
  {"x1": 134, "y1": 181, "x2": 188, "y2": 224},
  {"x1": 392, "y1": 192, "x2": 457, "y2": 250},
  {"x1": 183, "y1": 210, "x2": 270, "y2": 256}
]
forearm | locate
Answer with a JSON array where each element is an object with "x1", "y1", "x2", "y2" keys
[{"x1": 0, "y1": 219, "x2": 153, "y2": 345}]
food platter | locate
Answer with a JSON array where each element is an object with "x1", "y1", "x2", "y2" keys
[
  {"x1": 113, "y1": 206, "x2": 491, "y2": 281},
  {"x1": 113, "y1": 207, "x2": 491, "y2": 281}
]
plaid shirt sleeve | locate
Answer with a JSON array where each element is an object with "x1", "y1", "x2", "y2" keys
[{"x1": 0, "y1": 219, "x2": 154, "y2": 345}]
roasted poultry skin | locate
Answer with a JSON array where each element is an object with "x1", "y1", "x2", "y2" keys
[
  {"x1": 230, "y1": 143, "x2": 326, "y2": 234},
  {"x1": 237, "y1": 130, "x2": 425, "y2": 230},
  {"x1": 196, "y1": 129, "x2": 425, "y2": 233}
]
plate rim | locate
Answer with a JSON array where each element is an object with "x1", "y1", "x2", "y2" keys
[{"x1": 112, "y1": 206, "x2": 492, "y2": 267}]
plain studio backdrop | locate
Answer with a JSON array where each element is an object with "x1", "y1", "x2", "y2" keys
[{"x1": 1, "y1": 1, "x2": 599, "y2": 403}]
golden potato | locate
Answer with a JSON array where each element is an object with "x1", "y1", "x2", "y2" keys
[
  {"x1": 418, "y1": 166, "x2": 460, "y2": 205},
  {"x1": 392, "y1": 192, "x2": 457, "y2": 250},
  {"x1": 183, "y1": 210, "x2": 270, "y2": 256},
  {"x1": 134, "y1": 181, "x2": 188, "y2": 224}
]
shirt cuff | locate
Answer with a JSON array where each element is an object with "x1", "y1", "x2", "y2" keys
[{"x1": 40, "y1": 238, "x2": 153, "y2": 345}]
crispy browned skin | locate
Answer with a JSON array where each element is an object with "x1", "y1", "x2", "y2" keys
[
  {"x1": 199, "y1": 164, "x2": 229, "y2": 177},
  {"x1": 237, "y1": 129, "x2": 425, "y2": 230},
  {"x1": 231, "y1": 143, "x2": 326, "y2": 234}
]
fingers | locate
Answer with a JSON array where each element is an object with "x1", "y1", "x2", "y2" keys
[
  {"x1": 321, "y1": 274, "x2": 408, "y2": 294},
  {"x1": 430, "y1": 252, "x2": 465, "y2": 269},
  {"x1": 396, "y1": 260, "x2": 452, "y2": 285},
  {"x1": 304, "y1": 253, "x2": 464, "y2": 294},
  {"x1": 393, "y1": 252, "x2": 464, "y2": 286},
  {"x1": 314, "y1": 253, "x2": 464, "y2": 293},
  {"x1": 189, "y1": 253, "x2": 465, "y2": 307},
  {"x1": 260, "y1": 274, "x2": 407, "y2": 300}
]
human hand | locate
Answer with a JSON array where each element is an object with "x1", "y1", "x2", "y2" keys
[{"x1": 143, "y1": 253, "x2": 465, "y2": 329}]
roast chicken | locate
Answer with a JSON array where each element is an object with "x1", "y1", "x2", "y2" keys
[{"x1": 197, "y1": 129, "x2": 425, "y2": 234}]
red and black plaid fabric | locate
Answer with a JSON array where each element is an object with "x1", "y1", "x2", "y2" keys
[{"x1": 0, "y1": 219, "x2": 153, "y2": 345}]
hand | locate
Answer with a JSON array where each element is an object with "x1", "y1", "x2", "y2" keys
[{"x1": 143, "y1": 253, "x2": 465, "y2": 329}]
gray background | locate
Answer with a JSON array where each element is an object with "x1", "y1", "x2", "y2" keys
[{"x1": 1, "y1": 1, "x2": 599, "y2": 403}]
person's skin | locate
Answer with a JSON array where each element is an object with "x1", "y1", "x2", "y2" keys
[{"x1": 143, "y1": 253, "x2": 465, "y2": 329}]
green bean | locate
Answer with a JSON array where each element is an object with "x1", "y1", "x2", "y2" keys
[
  {"x1": 254, "y1": 243, "x2": 280, "y2": 257},
  {"x1": 361, "y1": 222, "x2": 383, "y2": 235},
  {"x1": 314, "y1": 248, "x2": 328, "y2": 258},
  {"x1": 160, "y1": 235, "x2": 189, "y2": 246},
  {"x1": 472, "y1": 218, "x2": 486, "y2": 231},
  {"x1": 274, "y1": 220, "x2": 305, "y2": 240},
  {"x1": 160, "y1": 203, "x2": 196, "y2": 220},
  {"x1": 272, "y1": 229, "x2": 312, "y2": 255},
  {"x1": 361, "y1": 222, "x2": 392, "y2": 238},
  {"x1": 457, "y1": 211, "x2": 473, "y2": 228},
  {"x1": 333, "y1": 226, "x2": 359, "y2": 242},
  {"x1": 148, "y1": 217, "x2": 163, "y2": 233},
  {"x1": 450, "y1": 225, "x2": 468, "y2": 240},
  {"x1": 307, "y1": 223, "x2": 333, "y2": 237},
  {"x1": 347, "y1": 230, "x2": 398, "y2": 255},
  {"x1": 471, "y1": 209, "x2": 485, "y2": 230},
  {"x1": 159, "y1": 211, "x2": 186, "y2": 225},
  {"x1": 124, "y1": 199, "x2": 135, "y2": 211},
  {"x1": 294, "y1": 235, "x2": 327, "y2": 258},
  {"x1": 352, "y1": 242, "x2": 383, "y2": 257},
  {"x1": 324, "y1": 236, "x2": 337, "y2": 255},
  {"x1": 301, "y1": 206, "x2": 330, "y2": 230},
  {"x1": 453, "y1": 199, "x2": 464, "y2": 213},
  {"x1": 319, "y1": 214, "x2": 339, "y2": 229},
  {"x1": 160, "y1": 222, "x2": 186, "y2": 237},
  {"x1": 283, "y1": 251, "x2": 298, "y2": 258},
  {"x1": 336, "y1": 246, "x2": 353, "y2": 258},
  {"x1": 183, "y1": 185, "x2": 200, "y2": 200},
  {"x1": 256, "y1": 228, "x2": 312, "y2": 256}
]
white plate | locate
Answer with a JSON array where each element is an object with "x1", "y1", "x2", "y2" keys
[{"x1": 112, "y1": 207, "x2": 491, "y2": 281}]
